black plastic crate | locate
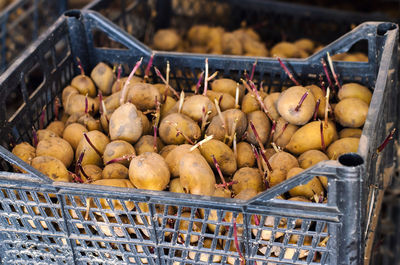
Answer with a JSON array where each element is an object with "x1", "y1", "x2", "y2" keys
[
  {"x1": 85, "y1": 0, "x2": 390, "y2": 53},
  {"x1": 0, "y1": 10, "x2": 397, "y2": 264},
  {"x1": 0, "y1": 0, "x2": 68, "y2": 74}
]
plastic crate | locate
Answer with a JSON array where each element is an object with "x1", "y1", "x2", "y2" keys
[
  {"x1": 84, "y1": 0, "x2": 390, "y2": 52},
  {"x1": 0, "y1": 10, "x2": 398, "y2": 265},
  {"x1": 0, "y1": 0, "x2": 68, "y2": 74}
]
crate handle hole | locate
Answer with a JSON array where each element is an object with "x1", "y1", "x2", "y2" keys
[
  {"x1": 338, "y1": 153, "x2": 364, "y2": 167},
  {"x1": 64, "y1": 10, "x2": 82, "y2": 19},
  {"x1": 377, "y1": 23, "x2": 397, "y2": 36}
]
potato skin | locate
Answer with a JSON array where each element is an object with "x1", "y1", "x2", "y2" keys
[
  {"x1": 134, "y1": 135, "x2": 164, "y2": 155},
  {"x1": 36, "y1": 137, "x2": 74, "y2": 168},
  {"x1": 71, "y1": 75, "x2": 96, "y2": 97},
  {"x1": 268, "y1": 151, "x2": 299, "y2": 187},
  {"x1": 129, "y1": 152, "x2": 170, "y2": 191},
  {"x1": 31, "y1": 156, "x2": 70, "y2": 182},
  {"x1": 246, "y1": 111, "x2": 271, "y2": 146},
  {"x1": 286, "y1": 121, "x2": 337, "y2": 155},
  {"x1": 334, "y1": 98, "x2": 369, "y2": 128},
  {"x1": 206, "y1": 109, "x2": 247, "y2": 142},
  {"x1": 307, "y1": 85, "x2": 326, "y2": 119},
  {"x1": 326, "y1": 137, "x2": 360, "y2": 160},
  {"x1": 109, "y1": 103, "x2": 143, "y2": 144},
  {"x1": 159, "y1": 113, "x2": 201, "y2": 145},
  {"x1": 63, "y1": 123, "x2": 88, "y2": 150},
  {"x1": 153, "y1": 29, "x2": 181, "y2": 51},
  {"x1": 81, "y1": 164, "x2": 103, "y2": 182},
  {"x1": 90, "y1": 62, "x2": 115, "y2": 96},
  {"x1": 263, "y1": 92, "x2": 280, "y2": 120},
  {"x1": 277, "y1": 86, "x2": 316, "y2": 125},
  {"x1": 165, "y1": 144, "x2": 201, "y2": 177},
  {"x1": 339, "y1": 128, "x2": 362, "y2": 138},
  {"x1": 169, "y1": 178, "x2": 185, "y2": 193},
  {"x1": 287, "y1": 167, "x2": 323, "y2": 199},
  {"x1": 65, "y1": 94, "x2": 99, "y2": 116},
  {"x1": 46, "y1": 121, "x2": 65, "y2": 137},
  {"x1": 103, "y1": 140, "x2": 135, "y2": 167},
  {"x1": 236, "y1": 142, "x2": 255, "y2": 168},
  {"x1": 127, "y1": 83, "x2": 161, "y2": 111},
  {"x1": 182, "y1": 95, "x2": 216, "y2": 122},
  {"x1": 102, "y1": 163, "x2": 129, "y2": 179},
  {"x1": 298, "y1": 150, "x2": 328, "y2": 169},
  {"x1": 199, "y1": 139, "x2": 237, "y2": 175},
  {"x1": 12, "y1": 142, "x2": 36, "y2": 166},
  {"x1": 273, "y1": 117, "x2": 298, "y2": 149},
  {"x1": 179, "y1": 153, "x2": 216, "y2": 196},
  {"x1": 206, "y1": 91, "x2": 235, "y2": 111},
  {"x1": 241, "y1": 92, "x2": 265, "y2": 114},
  {"x1": 211, "y1": 78, "x2": 245, "y2": 102},
  {"x1": 338, "y1": 83, "x2": 372, "y2": 104},
  {"x1": 76, "y1": 130, "x2": 110, "y2": 166},
  {"x1": 232, "y1": 167, "x2": 263, "y2": 194}
]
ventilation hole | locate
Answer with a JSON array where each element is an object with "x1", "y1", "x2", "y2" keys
[
  {"x1": 5, "y1": 83, "x2": 23, "y2": 121},
  {"x1": 331, "y1": 39, "x2": 368, "y2": 62},
  {"x1": 338, "y1": 153, "x2": 364, "y2": 167},
  {"x1": 64, "y1": 10, "x2": 82, "y2": 19},
  {"x1": 54, "y1": 37, "x2": 70, "y2": 66},
  {"x1": 377, "y1": 23, "x2": 397, "y2": 36}
]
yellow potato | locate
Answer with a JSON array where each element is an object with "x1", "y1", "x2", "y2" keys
[
  {"x1": 103, "y1": 91, "x2": 121, "y2": 112},
  {"x1": 221, "y1": 32, "x2": 242, "y2": 55},
  {"x1": 109, "y1": 103, "x2": 143, "y2": 144},
  {"x1": 188, "y1": 239, "x2": 222, "y2": 262},
  {"x1": 65, "y1": 94, "x2": 99, "y2": 116},
  {"x1": 75, "y1": 130, "x2": 110, "y2": 166},
  {"x1": 236, "y1": 142, "x2": 255, "y2": 168},
  {"x1": 77, "y1": 114, "x2": 100, "y2": 131},
  {"x1": 165, "y1": 144, "x2": 201, "y2": 177},
  {"x1": 298, "y1": 150, "x2": 328, "y2": 169},
  {"x1": 338, "y1": 83, "x2": 372, "y2": 104},
  {"x1": 153, "y1": 29, "x2": 181, "y2": 51},
  {"x1": 46, "y1": 121, "x2": 65, "y2": 137},
  {"x1": 134, "y1": 135, "x2": 164, "y2": 155},
  {"x1": 71, "y1": 73, "x2": 96, "y2": 97},
  {"x1": 129, "y1": 152, "x2": 170, "y2": 191},
  {"x1": 177, "y1": 212, "x2": 203, "y2": 243},
  {"x1": 159, "y1": 113, "x2": 201, "y2": 145},
  {"x1": 334, "y1": 98, "x2": 369, "y2": 128},
  {"x1": 199, "y1": 139, "x2": 237, "y2": 175},
  {"x1": 211, "y1": 78, "x2": 245, "y2": 102},
  {"x1": 127, "y1": 83, "x2": 161, "y2": 111},
  {"x1": 161, "y1": 96, "x2": 177, "y2": 119},
  {"x1": 182, "y1": 95, "x2": 217, "y2": 122},
  {"x1": 103, "y1": 140, "x2": 135, "y2": 167},
  {"x1": 206, "y1": 90, "x2": 235, "y2": 111},
  {"x1": 31, "y1": 156, "x2": 70, "y2": 182},
  {"x1": 268, "y1": 151, "x2": 299, "y2": 187},
  {"x1": 12, "y1": 142, "x2": 36, "y2": 172},
  {"x1": 62, "y1": 123, "x2": 88, "y2": 150},
  {"x1": 242, "y1": 38, "x2": 268, "y2": 57},
  {"x1": 339, "y1": 128, "x2": 362, "y2": 138},
  {"x1": 187, "y1": 25, "x2": 210, "y2": 46},
  {"x1": 286, "y1": 120, "x2": 337, "y2": 155},
  {"x1": 294, "y1": 38, "x2": 314, "y2": 53},
  {"x1": 246, "y1": 110, "x2": 271, "y2": 146},
  {"x1": 206, "y1": 109, "x2": 247, "y2": 142},
  {"x1": 36, "y1": 137, "x2": 74, "y2": 167},
  {"x1": 159, "y1": 145, "x2": 177, "y2": 159},
  {"x1": 232, "y1": 167, "x2": 263, "y2": 194},
  {"x1": 36, "y1": 129, "x2": 58, "y2": 142},
  {"x1": 273, "y1": 117, "x2": 298, "y2": 149},
  {"x1": 307, "y1": 84, "x2": 326, "y2": 119},
  {"x1": 277, "y1": 86, "x2": 316, "y2": 125},
  {"x1": 169, "y1": 178, "x2": 185, "y2": 193},
  {"x1": 90, "y1": 62, "x2": 115, "y2": 96},
  {"x1": 241, "y1": 93, "x2": 261, "y2": 114},
  {"x1": 287, "y1": 167, "x2": 324, "y2": 199},
  {"x1": 263, "y1": 92, "x2": 281, "y2": 120},
  {"x1": 179, "y1": 153, "x2": 216, "y2": 196},
  {"x1": 102, "y1": 163, "x2": 129, "y2": 179},
  {"x1": 270, "y1": 42, "x2": 302, "y2": 58},
  {"x1": 326, "y1": 137, "x2": 360, "y2": 160},
  {"x1": 81, "y1": 164, "x2": 102, "y2": 182},
  {"x1": 62, "y1": 85, "x2": 79, "y2": 110}
]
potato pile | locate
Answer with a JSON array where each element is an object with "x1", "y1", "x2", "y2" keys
[
  {"x1": 152, "y1": 24, "x2": 368, "y2": 61},
  {"x1": 10, "y1": 58, "x2": 370, "y2": 263}
]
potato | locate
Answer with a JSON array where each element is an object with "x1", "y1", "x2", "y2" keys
[
  {"x1": 243, "y1": 39, "x2": 268, "y2": 57},
  {"x1": 206, "y1": 109, "x2": 247, "y2": 142},
  {"x1": 103, "y1": 140, "x2": 135, "y2": 167},
  {"x1": 287, "y1": 167, "x2": 324, "y2": 199},
  {"x1": 338, "y1": 83, "x2": 372, "y2": 104},
  {"x1": 77, "y1": 114, "x2": 100, "y2": 131},
  {"x1": 326, "y1": 137, "x2": 360, "y2": 160},
  {"x1": 12, "y1": 142, "x2": 36, "y2": 171},
  {"x1": 71, "y1": 74, "x2": 96, "y2": 97},
  {"x1": 65, "y1": 93, "x2": 99, "y2": 116},
  {"x1": 159, "y1": 145, "x2": 177, "y2": 159},
  {"x1": 268, "y1": 151, "x2": 299, "y2": 187},
  {"x1": 286, "y1": 120, "x2": 337, "y2": 155},
  {"x1": 127, "y1": 83, "x2": 161, "y2": 111},
  {"x1": 246, "y1": 111, "x2": 271, "y2": 146},
  {"x1": 153, "y1": 83, "x2": 173, "y2": 98},
  {"x1": 138, "y1": 111, "x2": 152, "y2": 135},
  {"x1": 206, "y1": 90, "x2": 235, "y2": 111},
  {"x1": 273, "y1": 117, "x2": 298, "y2": 149},
  {"x1": 46, "y1": 121, "x2": 65, "y2": 137},
  {"x1": 109, "y1": 103, "x2": 143, "y2": 144},
  {"x1": 81, "y1": 164, "x2": 102, "y2": 182},
  {"x1": 188, "y1": 239, "x2": 222, "y2": 262},
  {"x1": 221, "y1": 32, "x2": 242, "y2": 55},
  {"x1": 91, "y1": 62, "x2": 115, "y2": 95},
  {"x1": 284, "y1": 235, "x2": 312, "y2": 260},
  {"x1": 62, "y1": 86, "x2": 79, "y2": 110},
  {"x1": 235, "y1": 188, "x2": 258, "y2": 200},
  {"x1": 179, "y1": 153, "x2": 216, "y2": 196},
  {"x1": 232, "y1": 167, "x2": 263, "y2": 194},
  {"x1": 62, "y1": 123, "x2": 88, "y2": 150},
  {"x1": 334, "y1": 98, "x2": 368, "y2": 128},
  {"x1": 31, "y1": 156, "x2": 70, "y2": 182},
  {"x1": 76, "y1": 130, "x2": 110, "y2": 166},
  {"x1": 169, "y1": 178, "x2": 185, "y2": 193},
  {"x1": 241, "y1": 93, "x2": 261, "y2": 114},
  {"x1": 102, "y1": 163, "x2": 129, "y2": 179},
  {"x1": 177, "y1": 212, "x2": 203, "y2": 243},
  {"x1": 65, "y1": 113, "x2": 83, "y2": 126},
  {"x1": 182, "y1": 95, "x2": 216, "y2": 122},
  {"x1": 90, "y1": 179, "x2": 135, "y2": 211},
  {"x1": 134, "y1": 135, "x2": 164, "y2": 155},
  {"x1": 339, "y1": 128, "x2": 362, "y2": 138},
  {"x1": 159, "y1": 113, "x2": 201, "y2": 145},
  {"x1": 153, "y1": 29, "x2": 181, "y2": 51},
  {"x1": 165, "y1": 144, "x2": 201, "y2": 177},
  {"x1": 103, "y1": 91, "x2": 121, "y2": 112},
  {"x1": 207, "y1": 27, "x2": 224, "y2": 54},
  {"x1": 277, "y1": 86, "x2": 316, "y2": 125},
  {"x1": 270, "y1": 42, "x2": 302, "y2": 58},
  {"x1": 199, "y1": 139, "x2": 237, "y2": 175},
  {"x1": 298, "y1": 150, "x2": 328, "y2": 169},
  {"x1": 307, "y1": 84, "x2": 326, "y2": 119},
  {"x1": 161, "y1": 96, "x2": 177, "y2": 119},
  {"x1": 294, "y1": 38, "x2": 314, "y2": 53},
  {"x1": 236, "y1": 142, "x2": 255, "y2": 168},
  {"x1": 187, "y1": 25, "x2": 209, "y2": 46},
  {"x1": 129, "y1": 152, "x2": 170, "y2": 191},
  {"x1": 211, "y1": 78, "x2": 245, "y2": 102},
  {"x1": 37, "y1": 129, "x2": 58, "y2": 142},
  {"x1": 36, "y1": 137, "x2": 74, "y2": 168},
  {"x1": 263, "y1": 92, "x2": 280, "y2": 120}
]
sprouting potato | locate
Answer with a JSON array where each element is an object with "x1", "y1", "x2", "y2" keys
[
  {"x1": 31, "y1": 156, "x2": 70, "y2": 182},
  {"x1": 338, "y1": 83, "x2": 372, "y2": 104},
  {"x1": 46, "y1": 121, "x2": 65, "y2": 137},
  {"x1": 91, "y1": 62, "x2": 115, "y2": 96},
  {"x1": 232, "y1": 167, "x2": 263, "y2": 194},
  {"x1": 102, "y1": 163, "x2": 129, "y2": 179},
  {"x1": 81, "y1": 164, "x2": 102, "y2": 182},
  {"x1": 236, "y1": 142, "x2": 255, "y2": 168},
  {"x1": 286, "y1": 167, "x2": 324, "y2": 199},
  {"x1": 134, "y1": 135, "x2": 164, "y2": 155},
  {"x1": 181, "y1": 95, "x2": 217, "y2": 122},
  {"x1": 103, "y1": 140, "x2": 135, "y2": 167},
  {"x1": 211, "y1": 78, "x2": 245, "y2": 102},
  {"x1": 268, "y1": 151, "x2": 299, "y2": 187},
  {"x1": 159, "y1": 113, "x2": 201, "y2": 145},
  {"x1": 36, "y1": 137, "x2": 74, "y2": 168},
  {"x1": 159, "y1": 145, "x2": 178, "y2": 159},
  {"x1": 37, "y1": 129, "x2": 58, "y2": 142},
  {"x1": 339, "y1": 128, "x2": 363, "y2": 138},
  {"x1": 63, "y1": 123, "x2": 88, "y2": 150},
  {"x1": 165, "y1": 144, "x2": 201, "y2": 178},
  {"x1": 273, "y1": 117, "x2": 298, "y2": 149},
  {"x1": 246, "y1": 110, "x2": 271, "y2": 146},
  {"x1": 263, "y1": 92, "x2": 281, "y2": 120},
  {"x1": 109, "y1": 103, "x2": 143, "y2": 144},
  {"x1": 298, "y1": 150, "x2": 329, "y2": 169},
  {"x1": 127, "y1": 83, "x2": 161, "y2": 111},
  {"x1": 206, "y1": 109, "x2": 247, "y2": 142},
  {"x1": 75, "y1": 130, "x2": 110, "y2": 166},
  {"x1": 334, "y1": 98, "x2": 369, "y2": 128},
  {"x1": 206, "y1": 90, "x2": 235, "y2": 111},
  {"x1": 199, "y1": 139, "x2": 237, "y2": 175},
  {"x1": 12, "y1": 142, "x2": 36, "y2": 172},
  {"x1": 326, "y1": 137, "x2": 360, "y2": 160}
]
